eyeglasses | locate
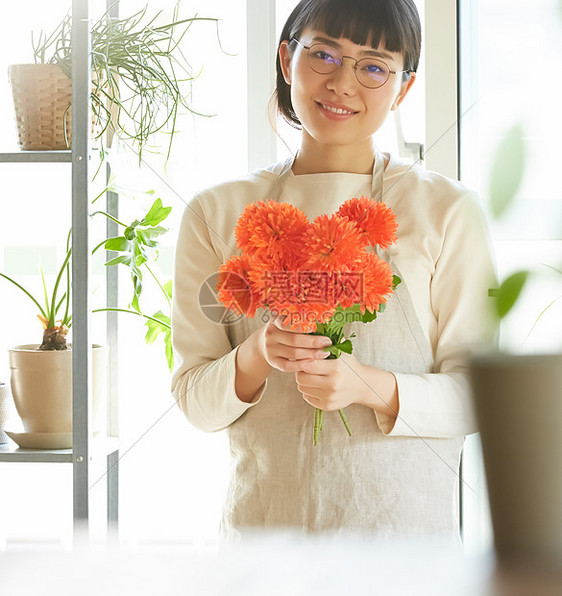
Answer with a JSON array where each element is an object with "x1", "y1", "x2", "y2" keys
[{"x1": 291, "y1": 38, "x2": 412, "y2": 89}]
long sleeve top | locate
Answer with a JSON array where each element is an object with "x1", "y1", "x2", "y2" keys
[{"x1": 171, "y1": 153, "x2": 497, "y2": 538}]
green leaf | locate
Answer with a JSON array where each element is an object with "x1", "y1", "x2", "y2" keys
[
  {"x1": 326, "y1": 346, "x2": 341, "y2": 359},
  {"x1": 490, "y1": 124, "x2": 526, "y2": 218},
  {"x1": 135, "y1": 255, "x2": 148, "y2": 267},
  {"x1": 105, "y1": 255, "x2": 130, "y2": 267},
  {"x1": 163, "y1": 280, "x2": 173, "y2": 298},
  {"x1": 144, "y1": 311, "x2": 174, "y2": 372},
  {"x1": 495, "y1": 270, "x2": 529, "y2": 319},
  {"x1": 334, "y1": 339, "x2": 353, "y2": 354},
  {"x1": 165, "y1": 336, "x2": 174, "y2": 372},
  {"x1": 0, "y1": 272, "x2": 48, "y2": 319},
  {"x1": 136, "y1": 230, "x2": 149, "y2": 245},
  {"x1": 124, "y1": 225, "x2": 137, "y2": 240},
  {"x1": 334, "y1": 304, "x2": 361, "y2": 330},
  {"x1": 392, "y1": 275, "x2": 401, "y2": 289},
  {"x1": 131, "y1": 292, "x2": 141, "y2": 313},
  {"x1": 40, "y1": 265, "x2": 50, "y2": 315},
  {"x1": 144, "y1": 310, "x2": 171, "y2": 343},
  {"x1": 145, "y1": 320, "x2": 165, "y2": 343},
  {"x1": 104, "y1": 236, "x2": 130, "y2": 251},
  {"x1": 132, "y1": 269, "x2": 143, "y2": 292},
  {"x1": 144, "y1": 198, "x2": 172, "y2": 226},
  {"x1": 361, "y1": 308, "x2": 378, "y2": 324},
  {"x1": 141, "y1": 225, "x2": 168, "y2": 240}
]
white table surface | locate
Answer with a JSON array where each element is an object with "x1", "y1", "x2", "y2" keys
[{"x1": 1, "y1": 532, "x2": 562, "y2": 595}]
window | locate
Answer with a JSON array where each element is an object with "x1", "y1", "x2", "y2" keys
[
  {"x1": 6, "y1": 0, "x2": 522, "y2": 549},
  {"x1": 459, "y1": 0, "x2": 562, "y2": 555}
]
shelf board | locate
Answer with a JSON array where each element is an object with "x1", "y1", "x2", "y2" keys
[
  {"x1": 0, "y1": 436, "x2": 119, "y2": 463},
  {"x1": 0, "y1": 151, "x2": 72, "y2": 163}
]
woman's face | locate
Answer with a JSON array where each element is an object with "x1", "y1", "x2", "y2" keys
[{"x1": 280, "y1": 28, "x2": 416, "y2": 150}]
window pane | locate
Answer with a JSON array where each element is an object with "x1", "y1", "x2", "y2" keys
[{"x1": 460, "y1": 0, "x2": 562, "y2": 351}]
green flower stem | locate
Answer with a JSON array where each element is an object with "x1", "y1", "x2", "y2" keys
[
  {"x1": 91, "y1": 186, "x2": 110, "y2": 205},
  {"x1": 93, "y1": 307, "x2": 171, "y2": 329},
  {"x1": 311, "y1": 328, "x2": 353, "y2": 446},
  {"x1": 91, "y1": 210, "x2": 127, "y2": 228},
  {"x1": 91, "y1": 239, "x2": 109, "y2": 255},
  {"x1": 313, "y1": 408, "x2": 323, "y2": 447},
  {"x1": 338, "y1": 409, "x2": 352, "y2": 437}
]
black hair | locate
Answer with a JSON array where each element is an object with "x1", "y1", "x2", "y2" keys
[{"x1": 274, "y1": 0, "x2": 421, "y2": 127}]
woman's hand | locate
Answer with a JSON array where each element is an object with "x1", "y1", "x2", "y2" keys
[
  {"x1": 258, "y1": 316, "x2": 332, "y2": 373},
  {"x1": 295, "y1": 353, "x2": 399, "y2": 417},
  {"x1": 295, "y1": 352, "x2": 365, "y2": 411}
]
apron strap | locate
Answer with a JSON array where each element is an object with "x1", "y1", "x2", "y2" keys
[{"x1": 372, "y1": 146, "x2": 386, "y2": 202}]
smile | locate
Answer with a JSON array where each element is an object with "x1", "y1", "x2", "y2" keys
[{"x1": 319, "y1": 103, "x2": 356, "y2": 115}]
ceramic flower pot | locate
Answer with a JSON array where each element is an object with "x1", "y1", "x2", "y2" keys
[
  {"x1": 470, "y1": 353, "x2": 562, "y2": 566},
  {"x1": 8, "y1": 344, "x2": 107, "y2": 434}
]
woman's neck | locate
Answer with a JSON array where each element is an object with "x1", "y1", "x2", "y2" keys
[{"x1": 292, "y1": 136, "x2": 381, "y2": 175}]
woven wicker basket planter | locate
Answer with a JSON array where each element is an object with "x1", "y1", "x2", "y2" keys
[{"x1": 9, "y1": 64, "x2": 74, "y2": 151}]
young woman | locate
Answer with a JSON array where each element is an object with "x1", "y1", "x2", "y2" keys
[{"x1": 172, "y1": 0, "x2": 496, "y2": 540}]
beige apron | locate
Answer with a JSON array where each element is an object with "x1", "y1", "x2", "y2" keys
[{"x1": 223, "y1": 149, "x2": 463, "y2": 538}]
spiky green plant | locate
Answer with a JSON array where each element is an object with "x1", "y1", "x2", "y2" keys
[{"x1": 32, "y1": 2, "x2": 218, "y2": 159}]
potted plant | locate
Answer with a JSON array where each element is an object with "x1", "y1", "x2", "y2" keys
[
  {"x1": 9, "y1": 3, "x2": 217, "y2": 155},
  {"x1": 1, "y1": 192, "x2": 174, "y2": 442},
  {"x1": 470, "y1": 122, "x2": 562, "y2": 567}
]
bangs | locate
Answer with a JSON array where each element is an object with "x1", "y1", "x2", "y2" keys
[
  {"x1": 294, "y1": 0, "x2": 407, "y2": 53},
  {"x1": 288, "y1": 0, "x2": 420, "y2": 68}
]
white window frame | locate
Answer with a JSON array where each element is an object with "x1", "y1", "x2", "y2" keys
[
  {"x1": 424, "y1": 0, "x2": 458, "y2": 179},
  {"x1": 247, "y1": 0, "x2": 278, "y2": 170}
]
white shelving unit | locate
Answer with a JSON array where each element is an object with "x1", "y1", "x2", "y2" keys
[{"x1": 0, "y1": 0, "x2": 119, "y2": 538}]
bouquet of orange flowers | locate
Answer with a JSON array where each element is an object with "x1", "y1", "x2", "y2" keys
[{"x1": 217, "y1": 196, "x2": 400, "y2": 445}]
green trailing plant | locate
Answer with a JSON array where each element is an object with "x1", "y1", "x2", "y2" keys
[
  {"x1": 93, "y1": 194, "x2": 174, "y2": 371},
  {"x1": 0, "y1": 194, "x2": 174, "y2": 371},
  {"x1": 31, "y1": 2, "x2": 218, "y2": 159}
]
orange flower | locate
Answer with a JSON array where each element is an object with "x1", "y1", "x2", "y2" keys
[
  {"x1": 218, "y1": 199, "x2": 399, "y2": 326},
  {"x1": 336, "y1": 196, "x2": 398, "y2": 250},
  {"x1": 359, "y1": 253, "x2": 395, "y2": 314},
  {"x1": 304, "y1": 213, "x2": 365, "y2": 272},
  {"x1": 331, "y1": 271, "x2": 365, "y2": 309},
  {"x1": 216, "y1": 255, "x2": 261, "y2": 318},
  {"x1": 235, "y1": 200, "x2": 310, "y2": 267}
]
